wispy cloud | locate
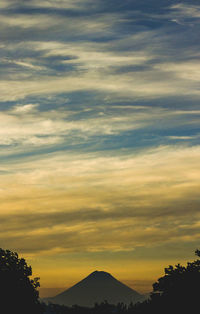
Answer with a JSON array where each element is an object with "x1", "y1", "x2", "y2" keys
[
  {"x1": 0, "y1": 144, "x2": 200, "y2": 255},
  {"x1": 0, "y1": 103, "x2": 199, "y2": 153},
  {"x1": 154, "y1": 61, "x2": 200, "y2": 81},
  {"x1": 26, "y1": 0, "x2": 93, "y2": 10},
  {"x1": 1, "y1": 0, "x2": 200, "y2": 288},
  {"x1": 171, "y1": 4, "x2": 200, "y2": 19},
  {"x1": 168, "y1": 135, "x2": 200, "y2": 140}
]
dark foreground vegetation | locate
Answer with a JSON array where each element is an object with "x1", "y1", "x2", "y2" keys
[
  {"x1": 0, "y1": 248, "x2": 43, "y2": 314},
  {"x1": 0, "y1": 248, "x2": 200, "y2": 314}
]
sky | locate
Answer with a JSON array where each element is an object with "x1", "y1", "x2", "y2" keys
[{"x1": 0, "y1": 0, "x2": 200, "y2": 297}]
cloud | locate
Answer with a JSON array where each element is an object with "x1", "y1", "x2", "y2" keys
[
  {"x1": 0, "y1": 10, "x2": 119, "y2": 37},
  {"x1": 0, "y1": 103, "x2": 147, "y2": 147},
  {"x1": 1, "y1": 1, "x2": 200, "y2": 102},
  {"x1": 0, "y1": 1, "x2": 11, "y2": 8},
  {"x1": 0, "y1": 0, "x2": 94, "y2": 10},
  {"x1": 0, "y1": 14, "x2": 57, "y2": 29},
  {"x1": 12, "y1": 103, "x2": 39, "y2": 113},
  {"x1": 0, "y1": 63, "x2": 200, "y2": 102},
  {"x1": 0, "y1": 144, "x2": 200, "y2": 255},
  {"x1": 1, "y1": 30, "x2": 200, "y2": 102},
  {"x1": 0, "y1": 0, "x2": 200, "y2": 287},
  {"x1": 168, "y1": 135, "x2": 200, "y2": 140},
  {"x1": 171, "y1": 4, "x2": 200, "y2": 19},
  {"x1": 169, "y1": 4, "x2": 200, "y2": 26},
  {"x1": 0, "y1": 102, "x2": 199, "y2": 152},
  {"x1": 154, "y1": 61, "x2": 200, "y2": 81},
  {"x1": 27, "y1": 0, "x2": 93, "y2": 9}
]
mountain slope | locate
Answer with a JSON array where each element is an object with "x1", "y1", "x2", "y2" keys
[{"x1": 45, "y1": 270, "x2": 144, "y2": 307}]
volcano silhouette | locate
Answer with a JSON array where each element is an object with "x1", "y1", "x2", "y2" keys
[{"x1": 45, "y1": 270, "x2": 144, "y2": 307}]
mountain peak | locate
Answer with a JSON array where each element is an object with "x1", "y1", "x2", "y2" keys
[
  {"x1": 44, "y1": 270, "x2": 145, "y2": 307},
  {"x1": 87, "y1": 270, "x2": 114, "y2": 279}
]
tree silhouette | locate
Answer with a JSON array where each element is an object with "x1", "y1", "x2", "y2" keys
[
  {"x1": 149, "y1": 249, "x2": 200, "y2": 313},
  {"x1": 0, "y1": 248, "x2": 43, "y2": 314}
]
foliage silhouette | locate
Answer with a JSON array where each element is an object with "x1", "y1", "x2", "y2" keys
[
  {"x1": 149, "y1": 249, "x2": 200, "y2": 313},
  {"x1": 0, "y1": 248, "x2": 43, "y2": 314}
]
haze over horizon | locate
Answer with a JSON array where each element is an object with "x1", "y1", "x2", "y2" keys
[{"x1": 0, "y1": 0, "x2": 200, "y2": 297}]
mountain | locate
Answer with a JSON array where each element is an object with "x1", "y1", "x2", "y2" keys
[{"x1": 44, "y1": 270, "x2": 144, "y2": 307}]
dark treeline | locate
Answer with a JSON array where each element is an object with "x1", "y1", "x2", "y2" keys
[
  {"x1": 0, "y1": 248, "x2": 200, "y2": 314},
  {"x1": 42, "y1": 301, "x2": 141, "y2": 314}
]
